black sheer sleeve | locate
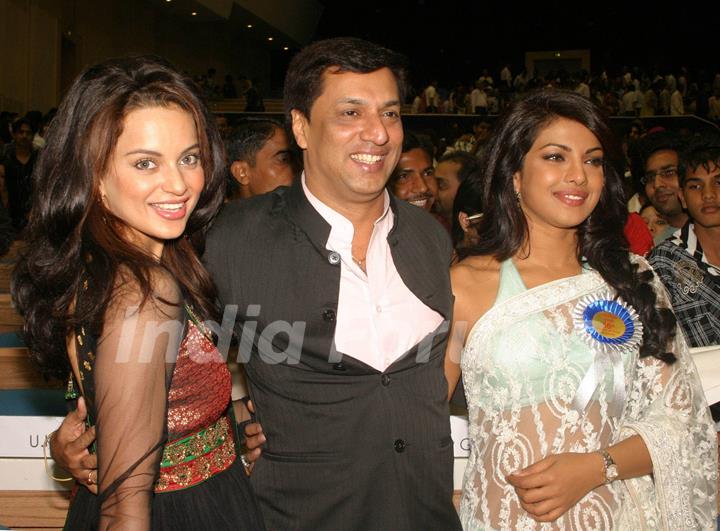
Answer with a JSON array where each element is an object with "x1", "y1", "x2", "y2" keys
[{"x1": 90, "y1": 272, "x2": 183, "y2": 530}]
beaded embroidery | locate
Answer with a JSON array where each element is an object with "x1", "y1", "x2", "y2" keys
[{"x1": 155, "y1": 415, "x2": 235, "y2": 493}]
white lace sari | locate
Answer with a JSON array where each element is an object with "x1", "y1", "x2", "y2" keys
[{"x1": 459, "y1": 257, "x2": 717, "y2": 530}]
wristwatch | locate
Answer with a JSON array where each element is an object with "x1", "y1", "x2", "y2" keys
[{"x1": 599, "y1": 449, "x2": 618, "y2": 484}]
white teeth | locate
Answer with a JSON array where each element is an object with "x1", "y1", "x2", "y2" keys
[
  {"x1": 351, "y1": 153, "x2": 383, "y2": 163},
  {"x1": 564, "y1": 195, "x2": 583, "y2": 200},
  {"x1": 154, "y1": 203, "x2": 184, "y2": 211},
  {"x1": 409, "y1": 199, "x2": 427, "y2": 208}
]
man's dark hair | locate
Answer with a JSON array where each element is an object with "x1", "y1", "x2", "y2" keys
[
  {"x1": 24, "y1": 111, "x2": 42, "y2": 132},
  {"x1": 283, "y1": 37, "x2": 408, "y2": 126},
  {"x1": 228, "y1": 118, "x2": 282, "y2": 166},
  {"x1": 679, "y1": 134, "x2": 720, "y2": 185},
  {"x1": 11, "y1": 117, "x2": 34, "y2": 135},
  {"x1": 437, "y1": 151, "x2": 481, "y2": 184},
  {"x1": 637, "y1": 130, "x2": 684, "y2": 166},
  {"x1": 388, "y1": 131, "x2": 433, "y2": 185},
  {"x1": 401, "y1": 130, "x2": 433, "y2": 160},
  {"x1": 632, "y1": 130, "x2": 684, "y2": 191}
]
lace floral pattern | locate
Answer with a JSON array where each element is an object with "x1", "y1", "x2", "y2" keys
[{"x1": 459, "y1": 257, "x2": 717, "y2": 530}]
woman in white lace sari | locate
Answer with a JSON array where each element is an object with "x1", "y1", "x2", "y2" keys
[{"x1": 446, "y1": 90, "x2": 717, "y2": 530}]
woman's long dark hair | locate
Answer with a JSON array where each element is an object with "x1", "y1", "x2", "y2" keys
[
  {"x1": 12, "y1": 56, "x2": 227, "y2": 380},
  {"x1": 466, "y1": 89, "x2": 676, "y2": 363}
]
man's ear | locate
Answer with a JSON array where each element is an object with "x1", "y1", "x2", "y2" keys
[
  {"x1": 291, "y1": 109, "x2": 309, "y2": 150},
  {"x1": 230, "y1": 161, "x2": 251, "y2": 185},
  {"x1": 458, "y1": 211, "x2": 471, "y2": 233}
]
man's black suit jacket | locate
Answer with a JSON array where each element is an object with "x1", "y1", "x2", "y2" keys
[{"x1": 205, "y1": 179, "x2": 461, "y2": 531}]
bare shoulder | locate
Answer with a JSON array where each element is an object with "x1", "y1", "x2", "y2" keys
[
  {"x1": 450, "y1": 255, "x2": 502, "y2": 338},
  {"x1": 451, "y1": 255, "x2": 501, "y2": 293},
  {"x1": 108, "y1": 266, "x2": 182, "y2": 323}
]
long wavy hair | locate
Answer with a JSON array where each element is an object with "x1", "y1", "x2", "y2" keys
[
  {"x1": 466, "y1": 89, "x2": 676, "y2": 363},
  {"x1": 12, "y1": 56, "x2": 226, "y2": 380}
]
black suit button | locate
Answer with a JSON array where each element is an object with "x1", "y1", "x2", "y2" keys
[
  {"x1": 328, "y1": 251, "x2": 341, "y2": 265},
  {"x1": 381, "y1": 374, "x2": 390, "y2": 386},
  {"x1": 394, "y1": 438, "x2": 406, "y2": 453},
  {"x1": 322, "y1": 309, "x2": 336, "y2": 322},
  {"x1": 333, "y1": 362, "x2": 346, "y2": 371}
]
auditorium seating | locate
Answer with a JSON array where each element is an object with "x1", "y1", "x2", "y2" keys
[{"x1": 0, "y1": 240, "x2": 70, "y2": 530}]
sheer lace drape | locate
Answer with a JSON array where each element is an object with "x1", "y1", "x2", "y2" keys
[{"x1": 459, "y1": 257, "x2": 716, "y2": 530}]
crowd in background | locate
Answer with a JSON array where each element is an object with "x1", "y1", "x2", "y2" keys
[
  {"x1": 2, "y1": 62, "x2": 720, "y2": 253},
  {"x1": 191, "y1": 67, "x2": 266, "y2": 111},
  {"x1": 0, "y1": 86, "x2": 717, "y2": 259},
  {"x1": 68, "y1": 62, "x2": 720, "y2": 122},
  {"x1": 409, "y1": 64, "x2": 720, "y2": 123}
]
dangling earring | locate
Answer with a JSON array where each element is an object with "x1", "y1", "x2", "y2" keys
[
  {"x1": 97, "y1": 194, "x2": 109, "y2": 223},
  {"x1": 515, "y1": 190, "x2": 521, "y2": 204}
]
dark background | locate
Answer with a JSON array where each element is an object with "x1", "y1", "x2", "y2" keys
[{"x1": 294, "y1": 1, "x2": 720, "y2": 89}]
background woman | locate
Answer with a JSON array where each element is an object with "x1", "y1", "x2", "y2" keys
[
  {"x1": 445, "y1": 90, "x2": 716, "y2": 529},
  {"x1": 12, "y1": 56, "x2": 265, "y2": 530}
]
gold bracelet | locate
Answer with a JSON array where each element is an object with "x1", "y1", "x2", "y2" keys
[{"x1": 42, "y1": 431, "x2": 74, "y2": 482}]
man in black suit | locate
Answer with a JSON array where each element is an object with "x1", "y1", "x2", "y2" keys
[
  {"x1": 48, "y1": 38, "x2": 460, "y2": 531},
  {"x1": 205, "y1": 38, "x2": 460, "y2": 530}
]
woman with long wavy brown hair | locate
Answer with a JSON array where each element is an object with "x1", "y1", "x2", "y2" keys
[{"x1": 13, "y1": 56, "x2": 265, "y2": 530}]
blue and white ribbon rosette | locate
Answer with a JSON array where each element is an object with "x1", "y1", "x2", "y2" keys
[{"x1": 571, "y1": 291, "x2": 643, "y2": 416}]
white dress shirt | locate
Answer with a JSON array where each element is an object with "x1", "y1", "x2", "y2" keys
[{"x1": 302, "y1": 175, "x2": 444, "y2": 371}]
